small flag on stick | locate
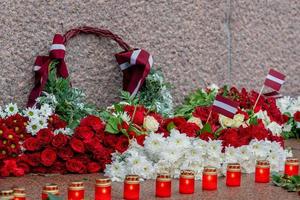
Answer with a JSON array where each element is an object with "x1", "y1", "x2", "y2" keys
[
  {"x1": 264, "y1": 69, "x2": 286, "y2": 91},
  {"x1": 212, "y1": 95, "x2": 239, "y2": 119},
  {"x1": 263, "y1": 91, "x2": 283, "y2": 99}
]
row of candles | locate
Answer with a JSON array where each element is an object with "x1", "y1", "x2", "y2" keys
[{"x1": 0, "y1": 158, "x2": 298, "y2": 200}]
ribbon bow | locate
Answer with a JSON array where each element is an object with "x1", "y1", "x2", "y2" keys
[
  {"x1": 27, "y1": 34, "x2": 69, "y2": 107},
  {"x1": 115, "y1": 49, "x2": 153, "y2": 96}
]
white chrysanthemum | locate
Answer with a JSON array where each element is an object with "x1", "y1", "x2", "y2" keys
[
  {"x1": 250, "y1": 140, "x2": 270, "y2": 159},
  {"x1": 276, "y1": 96, "x2": 293, "y2": 114},
  {"x1": 143, "y1": 116, "x2": 160, "y2": 132},
  {"x1": 267, "y1": 122, "x2": 283, "y2": 136},
  {"x1": 26, "y1": 119, "x2": 45, "y2": 135},
  {"x1": 167, "y1": 129, "x2": 191, "y2": 149},
  {"x1": 104, "y1": 161, "x2": 126, "y2": 182},
  {"x1": 185, "y1": 145, "x2": 204, "y2": 161},
  {"x1": 282, "y1": 124, "x2": 292, "y2": 132},
  {"x1": 0, "y1": 106, "x2": 6, "y2": 118},
  {"x1": 4, "y1": 103, "x2": 18, "y2": 116},
  {"x1": 224, "y1": 146, "x2": 239, "y2": 163},
  {"x1": 160, "y1": 146, "x2": 184, "y2": 163},
  {"x1": 206, "y1": 140, "x2": 222, "y2": 158},
  {"x1": 237, "y1": 145, "x2": 253, "y2": 161},
  {"x1": 144, "y1": 133, "x2": 166, "y2": 156},
  {"x1": 40, "y1": 104, "x2": 53, "y2": 117},
  {"x1": 54, "y1": 128, "x2": 73, "y2": 136},
  {"x1": 23, "y1": 107, "x2": 39, "y2": 119}
]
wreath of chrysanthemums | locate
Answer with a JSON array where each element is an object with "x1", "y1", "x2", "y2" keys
[{"x1": 0, "y1": 26, "x2": 298, "y2": 178}]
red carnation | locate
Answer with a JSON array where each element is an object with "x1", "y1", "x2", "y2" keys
[
  {"x1": 0, "y1": 159, "x2": 25, "y2": 177},
  {"x1": 87, "y1": 162, "x2": 101, "y2": 173},
  {"x1": 52, "y1": 133, "x2": 68, "y2": 148},
  {"x1": 58, "y1": 147, "x2": 74, "y2": 161},
  {"x1": 23, "y1": 137, "x2": 41, "y2": 151},
  {"x1": 199, "y1": 132, "x2": 214, "y2": 141},
  {"x1": 219, "y1": 128, "x2": 240, "y2": 147},
  {"x1": 36, "y1": 128, "x2": 54, "y2": 145},
  {"x1": 66, "y1": 158, "x2": 86, "y2": 173},
  {"x1": 136, "y1": 134, "x2": 146, "y2": 146},
  {"x1": 124, "y1": 105, "x2": 146, "y2": 125},
  {"x1": 48, "y1": 114, "x2": 67, "y2": 130},
  {"x1": 79, "y1": 115, "x2": 105, "y2": 133},
  {"x1": 294, "y1": 111, "x2": 300, "y2": 122},
  {"x1": 115, "y1": 136, "x2": 129, "y2": 153},
  {"x1": 41, "y1": 148, "x2": 57, "y2": 166},
  {"x1": 74, "y1": 126, "x2": 95, "y2": 141},
  {"x1": 70, "y1": 138, "x2": 85, "y2": 153},
  {"x1": 177, "y1": 122, "x2": 200, "y2": 137}
]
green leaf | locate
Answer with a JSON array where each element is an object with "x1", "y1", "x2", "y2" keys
[
  {"x1": 105, "y1": 117, "x2": 120, "y2": 134},
  {"x1": 249, "y1": 116, "x2": 258, "y2": 125},
  {"x1": 201, "y1": 123, "x2": 212, "y2": 133},
  {"x1": 167, "y1": 122, "x2": 176, "y2": 132}
]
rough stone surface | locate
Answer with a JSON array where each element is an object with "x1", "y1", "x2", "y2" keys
[
  {"x1": 0, "y1": 140, "x2": 299, "y2": 199},
  {"x1": 0, "y1": 0, "x2": 299, "y2": 108}
]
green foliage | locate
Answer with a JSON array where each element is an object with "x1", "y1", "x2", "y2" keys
[
  {"x1": 200, "y1": 123, "x2": 212, "y2": 134},
  {"x1": 272, "y1": 172, "x2": 300, "y2": 192},
  {"x1": 175, "y1": 88, "x2": 218, "y2": 118},
  {"x1": 41, "y1": 60, "x2": 98, "y2": 129}
]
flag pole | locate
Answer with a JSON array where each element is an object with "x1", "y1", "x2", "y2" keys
[
  {"x1": 253, "y1": 85, "x2": 264, "y2": 111},
  {"x1": 206, "y1": 110, "x2": 212, "y2": 124}
]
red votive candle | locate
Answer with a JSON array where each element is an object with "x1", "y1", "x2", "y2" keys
[
  {"x1": 179, "y1": 170, "x2": 195, "y2": 194},
  {"x1": 123, "y1": 175, "x2": 140, "y2": 200},
  {"x1": 0, "y1": 189, "x2": 14, "y2": 200},
  {"x1": 95, "y1": 178, "x2": 112, "y2": 200},
  {"x1": 41, "y1": 183, "x2": 59, "y2": 200},
  {"x1": 13, "y1": 188, "x2": 26, "y2": 200},
  {"x1": 226, "y1": 163, "x2": 241, "y2": 187},
  {"x1": 255, "y1": 160, "x2": 270, "y2": 183},
  {"x1": 156, "y1": 173, "x2": 172, "y2": 198},
  {"x1": 68, "y1": 181, "x2": 85, "y2": 200},
  {"x1": 202, "y1": 167, "x2": 218, "y2": 190},
  {"x1": 284, "y1": 157, "x2": 299, "y2": 176}
]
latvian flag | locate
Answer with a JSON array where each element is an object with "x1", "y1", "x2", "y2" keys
[
  {"x1": 264, "y1": 69, "x2": 285, "y2": 91},
  {"x1": 212, "y1": 95, "x2": 239, "y2": 119},
  {"x1": 263, "y1": 91, "x2": 283, "y2": 99}
]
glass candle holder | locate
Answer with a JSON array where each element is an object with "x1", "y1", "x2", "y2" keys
[
  {"x1": 13, "y1": 188, "x2": 26, "y2": 200},
  {"x1": 156, "y1": 173, "x2": 171, "y2": 198},
  {"x1": 255, "y1": 160, "x2": 270, "y2": 183},
  {"x1": 95, "y1": 178, "x2": 112, "y2": 200},
  {"x1": 0, "y1": 189, "x2": 14, "y2": 200},
  {"x1": 284, "y1": 157, "x2": 299, "y2": 176},
  {"x1": 202, "y1": 167, "x2": 218, "y2": 190},
  {"x1": 68, "y1": 181, "x2": 85, "y2": 200},
  {"x1": 179, "y1": 170, "x2": 195, "y2": 194},
  {"x1": 123, "y1": 175, "x2": 140, "y2": 200},
  {"x1": 41, "y1": 183, "x2": 59, "y2": 200},
  {"x1": 226, "y1": 163, "x2": 241, "y2": 187}
]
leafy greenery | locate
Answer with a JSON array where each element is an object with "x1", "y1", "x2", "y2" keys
[
  {"x1": 175, "y1": 88, "x2": 218, "y2": 118},
  {"x1": 272, "y1": 172, "x2": 300, "y2": 192},
  {"x1": 39, "y1": 60, "x2": 99, "y2": 129}
]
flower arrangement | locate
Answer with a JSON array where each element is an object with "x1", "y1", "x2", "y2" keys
[{"x1": 105, "y1": 130, "x2": 292, "y2": 181}]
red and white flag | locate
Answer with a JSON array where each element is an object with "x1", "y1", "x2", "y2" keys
[
  {"x1": 212, "y1": 95, "x2": 239, "y2": 119},
  {"x1": 264, "y1": 69, "x2": 285, "y2": 91}
]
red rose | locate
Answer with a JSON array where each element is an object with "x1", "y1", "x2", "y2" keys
[
  {"x1": 58, "y1": 147, "x2": 74, "y2": 160},
  {"x1": 23, "y1": 137, "x2": 41, "y2": 151},
  {"x1": 66, "y1": 158, "x2": 86, "y2": 173},
  {"x1": 102, "y1": 134, "x2": 119, "y2": 148},
  {"x1": 74, "y1": 126, "x2": 95, "y2": 141},
  {"x1": 32, "y1": 166, "x2": 47, "y2": 173},
  {"x1": 48, "y1": 161, "x2": 66, "y2": 174},
  {"x1": 17, "y1": 162, "x2": 30, "y2": 174},
  {"x1": 19, "y1": 153, "x2": 41, "y2": 167},
  {"x1": 199, "y1": 132, "x2": 214, "y2": 141},
  {"x1": 115, "y1": 136, "x2": 129, "y2": 153},
  {"x1": 294, "y1": 111, "x2": 300, "y2": 122},
  {"x1": 41, "y1": 148, "x2": 57, "y2": 166},
  {"x1": 52, "y1": 133, "x2": 68, "y2": 148},
  {"x1": 87, "y1": 162, "x2": 101, "y2": 173},
  {"x1": 178, "y1": 122, "x2": 200, "y2": 137},
  {"x1": 36, "y1": 128, "x2": 54, "y2": 145},
  {"x1": 84, "y1": 137, "x2": 103, "y2": 152},
  {"x1": 70, "y1": 138, "x2": 85, "y2": 153},
  {"x1": 79, "y1": 115, "x2": 105, "y2": 133}
]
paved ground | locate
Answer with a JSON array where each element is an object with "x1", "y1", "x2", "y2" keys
[{"x1": 1, "y1": 140, "x2": 300, "y2": 200}]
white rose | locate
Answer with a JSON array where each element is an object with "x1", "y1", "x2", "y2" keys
[
  {"x1": 219, "y1": 114, "x2": 245, "y2": 128},
  {"x1": 188, "y1": 117, "x2": 203, "y2": 128},
  {"x1": 143, "y1": 116, "x2": 160, "y2": 132}
]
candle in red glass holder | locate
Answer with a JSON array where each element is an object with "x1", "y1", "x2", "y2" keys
[
  {"x1": 95, "y1": 178, "x2": 112, "y2": 200},
  {"x1": 41, "y1": 183, "x2": 59, "y2": 200},
  {"x1": 179, "y1": 170, "x2": 195, "y2": 194},
  {"x1": 255, "y1": 160, "x2": 270, "y2": 183},
  {"x1": 68, "y1": 181, "x2": 85, "y2": 200},
  {"x1": 0, "y1": 189, "x2": 14, "y2": 200},
  {"x1": 156, "y1": 173, "x2": 172, "y2": 197},
  {"x1": 13, "y1": 188, "x2": 26, "y2": 200},
  {"x1": 284, "y1": 157, "x2": 299, "y2": 176},
  {"x1": 226, "y1": 163, "x2": 241, "y2": 187},
  {"x1": 202, "y1": 167, "x2": 218, "y2": 190},
  {"x1": 123, "y1": 175, "x2": 140, "y2": 200}
]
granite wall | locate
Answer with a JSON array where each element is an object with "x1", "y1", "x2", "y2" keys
[{"x1": 0, "y1": 0, "x2": 299, "y2": 108}]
